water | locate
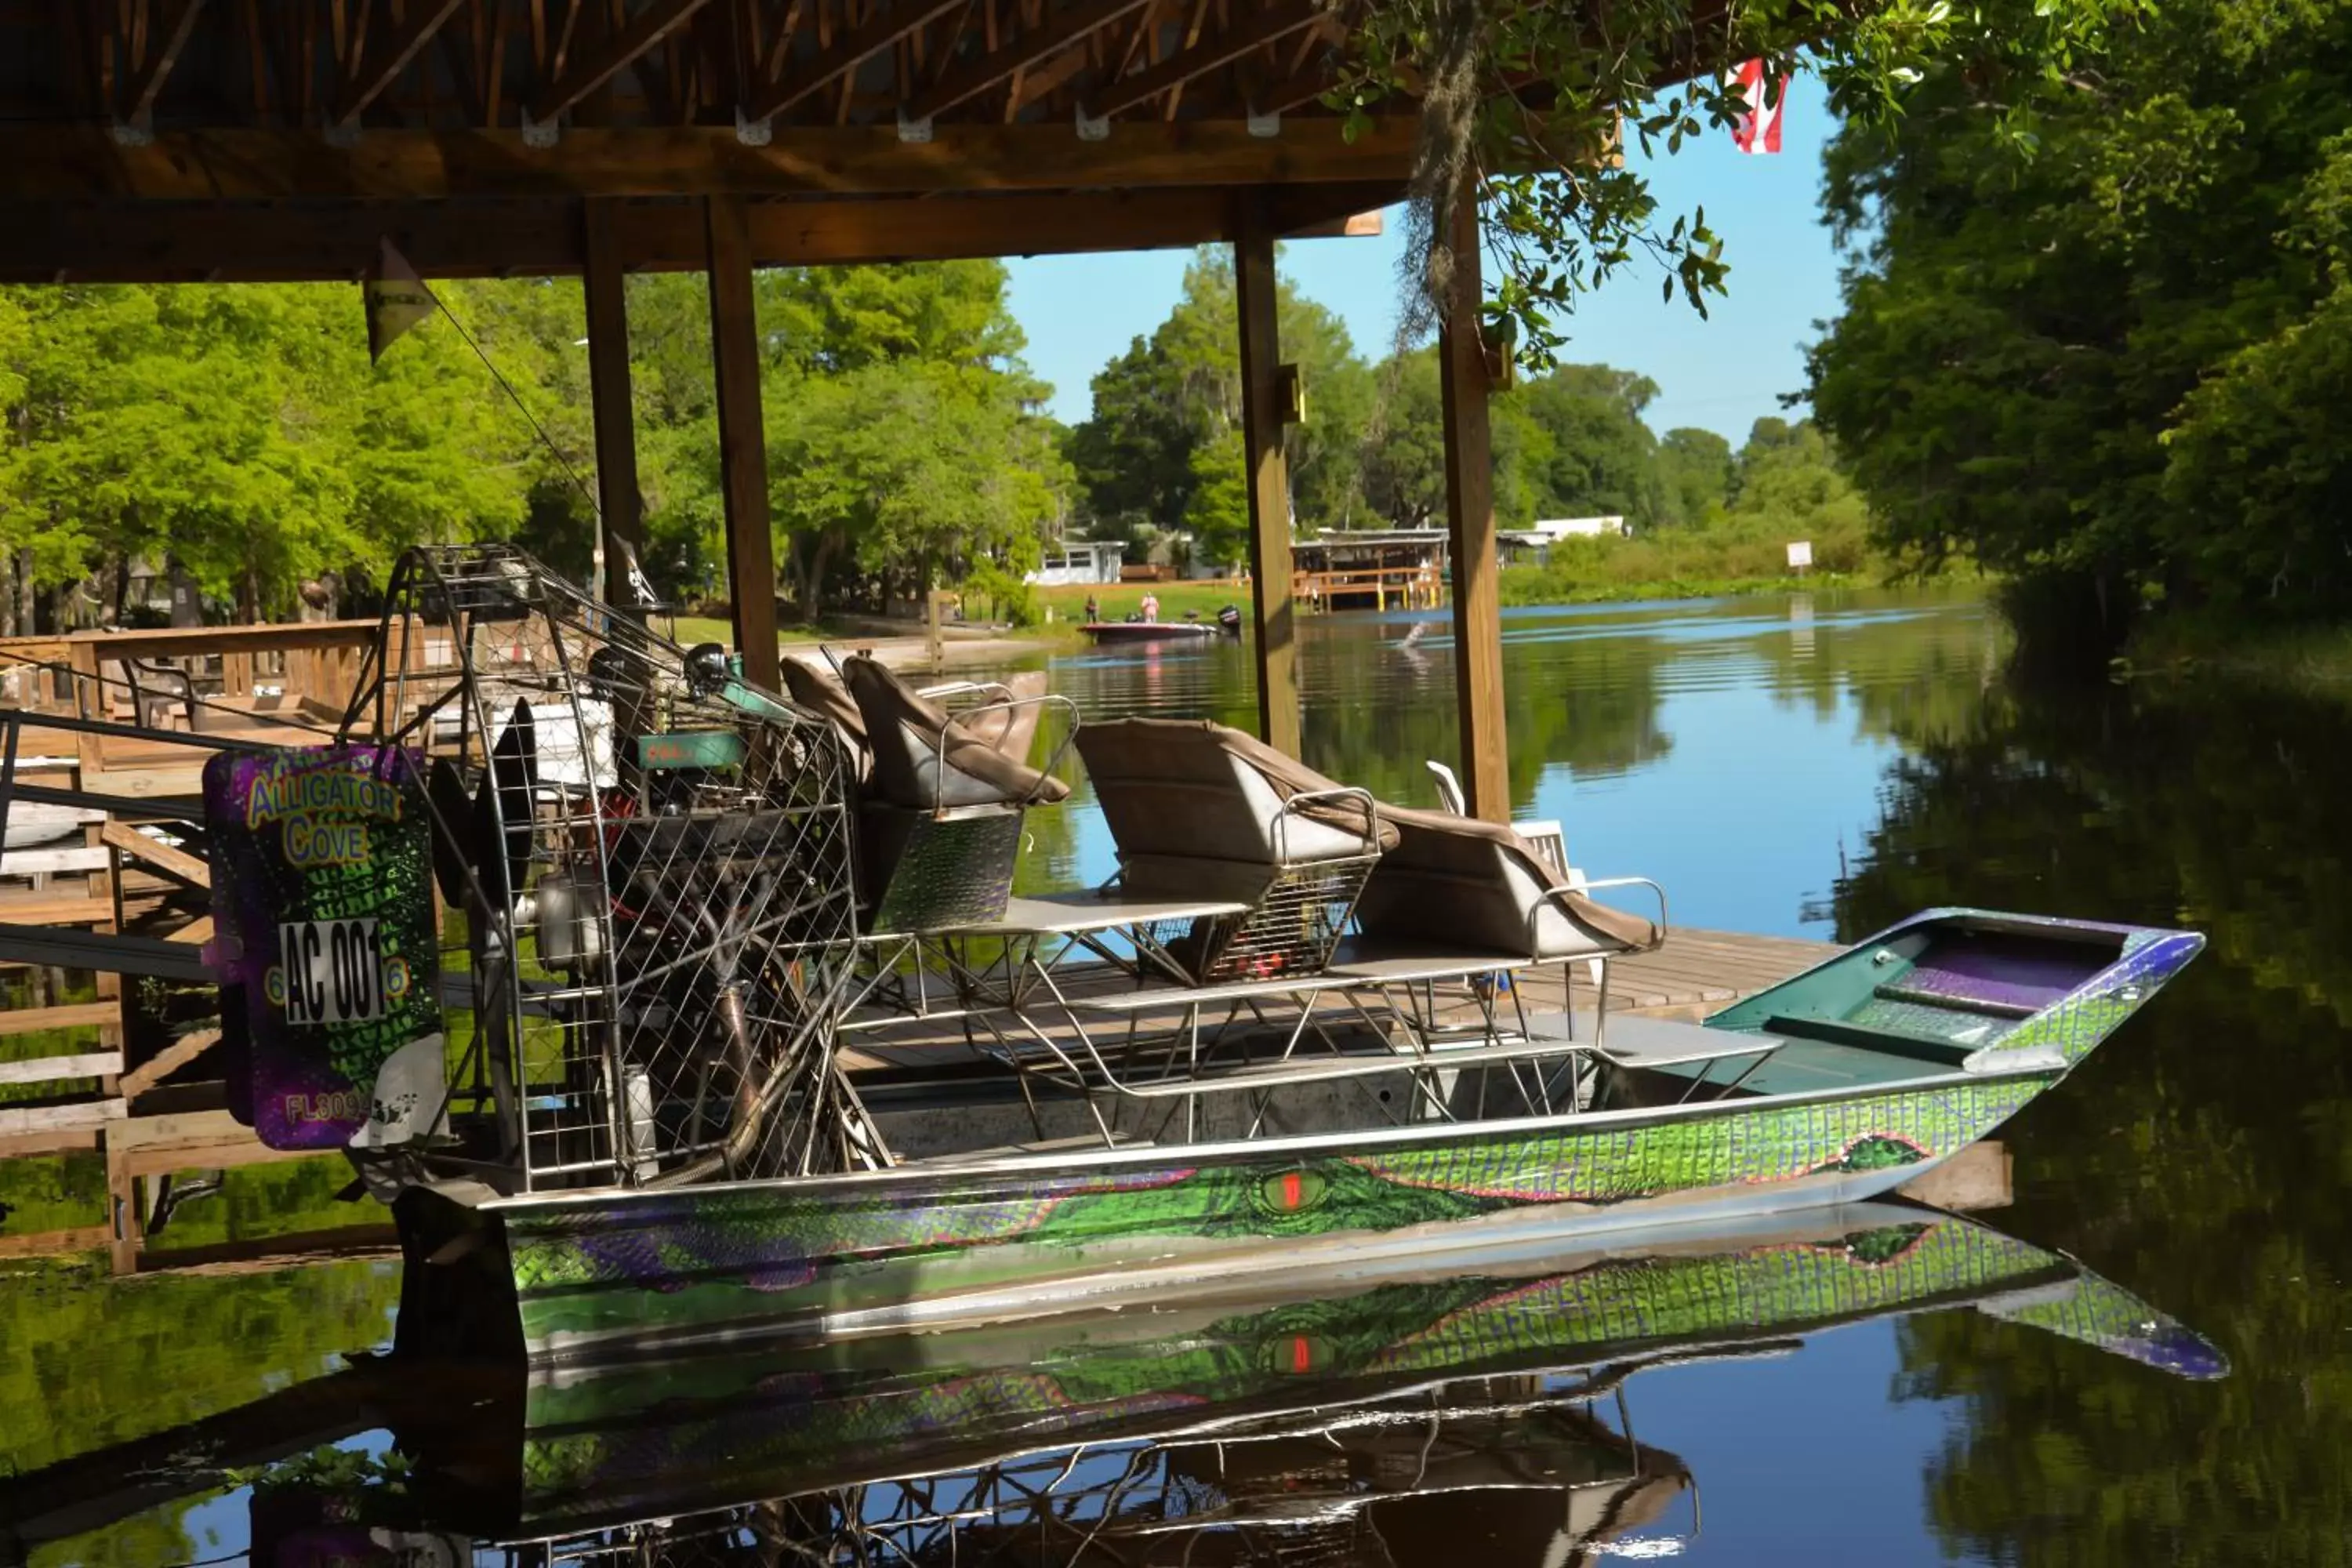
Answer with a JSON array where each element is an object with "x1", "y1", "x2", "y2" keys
[{"x1": 6, "y1": 584, "x2": 2348, "y2": 1566}]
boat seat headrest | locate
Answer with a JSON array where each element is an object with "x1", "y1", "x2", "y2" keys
[
  {"x1": 840, "y1": 655, "x2": 1070, "y2": 811},
  {"x1": 1073, "y1": 718, "x2": 1397, "y2": 866},
  {"x1": 1355, "y1": 804, "x2": 1657, "y2": 960}
]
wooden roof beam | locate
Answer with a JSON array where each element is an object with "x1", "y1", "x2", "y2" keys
[
  {"x1": 120, "y1": 0, "x2": 209, "y2": 126},
  {"x1": 748, "y1": 0, "x2": 967, "y2": 120},
  {"x1": 5, "y1": 115, "x2": 1420, "y2": 199},
  {"x1": 334, "y1": 0, "x2": 470, "y2": 126},
  {"x1": 0, "y1": 182, "x2": 1399, "y2": 282},
  {"x1": 905, "y1": 0, "x2": 1154, "y2": 121},
  {"x1": 1251, "y1": 45, "x2": 1340, "y2": 116},
  {"x1": 528, "y1": 0, "x2": 718, "y2": 123},
  {"x1": 1087, "y1": 0, "x2": 1320, "y2": 119}
]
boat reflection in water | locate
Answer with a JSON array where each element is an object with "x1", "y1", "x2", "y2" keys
[{"x1": 131, "y1": 1201, "x2": 2230, "y2": 1568}]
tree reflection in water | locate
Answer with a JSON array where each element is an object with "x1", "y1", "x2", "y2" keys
[{"x1": 1837, "y1": 673, "x2": 2352, "y2": 1566}]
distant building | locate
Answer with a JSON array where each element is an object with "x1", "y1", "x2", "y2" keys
[
  {"x1": 1530, "y1": 515, "x2": 1628, "y2": 540},
  {"x1": 1025, "y1": 540, "x2": 1127, "y2": 586},
  {"x1": 1500, "y1": 515, "x2": 1631, "y2": 566},
  {"x1": 1290, "y1": 530, "x2": 1449, "y2": 612}
]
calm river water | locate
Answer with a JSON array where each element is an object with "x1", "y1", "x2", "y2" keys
[{"x1": 5, "y1": 586, "x2": 2347, "y2": 1566}]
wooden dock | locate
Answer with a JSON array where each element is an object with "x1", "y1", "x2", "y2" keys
[{"x1": 0, "y1": 619, "x2": 392, "y2": 1273}]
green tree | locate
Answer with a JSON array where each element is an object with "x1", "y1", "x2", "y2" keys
[
  {"x1": 1656, "y1": 427, "x2": 1736, "y2": 528},
  {"x1": 1360, "y1": 348, "x2": 1448, "y2": 529},
  {"x1": 1331, "y1": 0, "x2": 2150, "y2": 383},
  {"x1": 1182, "y1": 426, "x2": 1253, "y2": 566},
  {"x1": 1807, "y1": 0, "x2": 2352, "y2": 633},
  {"x1": 768, "y1": 358, "x2": 1062, "y2": 612},
  {"x1": 1067, "y1": 250, "x2": 1374, "y2": 564},
  {"x1": 753, "y1": 260, "x2": 1063, "y2": 615},
  {"x1": 1504, "y1": 365, "x2": 1670, "y2": 529},
  {"x1": 0, "y1": 282, "x2": 532, "y2": 621}
]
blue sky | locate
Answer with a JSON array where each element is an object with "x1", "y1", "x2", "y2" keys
[{"x1": 1005, "y1": 74, "x2": 1843, "y2": 443}]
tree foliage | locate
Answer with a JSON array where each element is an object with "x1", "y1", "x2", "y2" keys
[
  {"x1": 1069, "y1": 253, "x2": 1871, "y2": 591},
  {"x1": 0, "y1": 282, "x2": 532, "y2": 622},
  {"x1": 1657, "y1": 426, "x2": 1737, "y2": 527},
  {"x1": 1331, "y1": 0, "x2": 2151, "y2": 376},
  {"x1": 1067, "y1": 252, "x2": 1371, "y2": 566},
  {"x1": 0, "y1": 259, "x2": 1063, "y2": 626},
  {"x1": 1806, "y1": 0, "x2": 2352, "y2": 628}
]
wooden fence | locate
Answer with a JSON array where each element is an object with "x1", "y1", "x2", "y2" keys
[{"x1": 0, "y1": 619, "x2": 401, "y2": 1271}]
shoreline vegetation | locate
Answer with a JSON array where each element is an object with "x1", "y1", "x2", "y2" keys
[
  {"x1": 679, "y1": 568, "x2": 1900, "y2": 664},
  {"x1": 2121, "y1": 621, "x2": 2352, "y2": 691}
]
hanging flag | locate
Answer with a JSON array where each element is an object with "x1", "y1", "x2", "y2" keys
[
  {"x1": 1728, "y1": 59, "x2": 1784, "y2": 155},
  {"x1": 364, "y1": 237, "x2": 439, "y2": 361}
]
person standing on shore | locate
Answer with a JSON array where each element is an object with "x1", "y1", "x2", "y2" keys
[
  {"x1": 1141, "y1": 591, "x2": 1160, "y2": 623},
  {"x1": 1083, "y1": 593, "x2": 1099, "y2": 624}
]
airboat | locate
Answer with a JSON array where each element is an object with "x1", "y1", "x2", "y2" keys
[{"x1": 153, "y1": 546, "x2": 2203, "y2": 1361}]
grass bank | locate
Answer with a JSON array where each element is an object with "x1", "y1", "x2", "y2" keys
[
  {"x1": 2123, "y1": 617, "x2": 2352, "y2": 689},
  {"x1": 669, "y1": 614, "x2": 829, "y2": 648},
  {"x1": 1499, "y1": 565, "x2": 1873, "y2": 604},
  {"x1": 1032, "y1": 580, "x2": 1249, "y2": 624},
  {"x1": 1497, "y1": 530, "x2": 1882, "y2": 607}
]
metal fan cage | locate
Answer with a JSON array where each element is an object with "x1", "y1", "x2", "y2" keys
[{"x1": 339, "y1": 545, "x2": 873, "y2": 1192}]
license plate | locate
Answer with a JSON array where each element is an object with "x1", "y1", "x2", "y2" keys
[{"x1": 280, "y1": 918, "x2": 386, "y2": 1025}]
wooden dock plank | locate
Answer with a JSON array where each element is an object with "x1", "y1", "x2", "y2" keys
[
  {"x1": 0, "y1": 1050, "x2": 122, "y2": 1087},
  {"x1": 0, "y1": 895, "x2": 125, "y2": 927},
  {"x1": 99, "y1": 819, "x2": 211, "y2": 887},
  {"x1": 117, "y1": 1029, "x2": 223, "y2": 1098},
  {"x1": 104, "y1": 1107, "x2": 276, "y2": 1156},
  {"x1": 0, "y1": 1098, "x2": 124, "y2": 1137},
  {"x1": 0, "y1": 1225, "x2": 111, "y2": 1259},
  {"x1": 0, "y1": 1001, "x2": 119, "y2": 1037},
  {"x1": 0, "y1": 1127, "x2": 103, "y2": 1158}
]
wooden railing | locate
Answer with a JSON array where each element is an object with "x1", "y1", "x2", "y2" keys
[
  {"x1": 0, "y1": 619, "x2": 398, "y2": 1263},
  {"x1": 1294, "y1": 564, "x2": 1447, "y2": 612}
]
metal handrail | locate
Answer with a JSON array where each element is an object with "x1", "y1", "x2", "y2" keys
[
  {"x1": 1546, "y1": 875, "x2": 1671, "y2": 949},
  {"x1": 917, "y1": 691, "x2": 1082, "y2": 815},
  {"x1": 1266, "y1": 784, "x2": 1384, "y2": 869}
]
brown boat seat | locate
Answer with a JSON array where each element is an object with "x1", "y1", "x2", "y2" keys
[
  {"x1": 1352, "y1": 804, "x2": 1661, "y2": 961},
  {"x1": 780, "y1": 658, "x2": 868, "y2": 749},
  {"x1": 1073, "y1": 718, "x2": 1396, "y2": 869},
  {"x1": 841, "y1": 655, "x2": 1070, "y2": 811}
]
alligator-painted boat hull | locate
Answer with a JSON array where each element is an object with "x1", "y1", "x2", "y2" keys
[{"x1": 401, "y1": 910, "x2": 2204, "y2": 1363}]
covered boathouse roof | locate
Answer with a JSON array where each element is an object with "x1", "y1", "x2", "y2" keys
[{"x1": 0, "y1": 0, "x2": 1418, "y2": 281}]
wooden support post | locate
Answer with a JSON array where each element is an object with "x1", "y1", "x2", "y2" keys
[
  {"x1": 67, "y1": 641, "x2": 103, "y2": 780},
  {"x1": 583, "y1": 199, "x2": 644, "y2": 612},
  {"x1": 704, "y1": 196, "x2": 781, "y2": 691},
  {"x1": 1234, "y1": 201, "x2": 1301, "y2": 757},
  {"x1": 927, "y1": 590, "x2": 956, "y2": 676},
  {"x1": 1439, "y1": 187, "x2": 1510, "y2": 822}
]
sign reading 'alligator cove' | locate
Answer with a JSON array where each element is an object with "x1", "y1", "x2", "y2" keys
[{"x1": 204, "y1": 745, "x2": 444, "y2": 1150}]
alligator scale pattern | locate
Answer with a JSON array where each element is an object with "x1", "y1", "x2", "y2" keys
[{"x1": 497, "y1": 1073, "x2": 2051, "y2": 1354}]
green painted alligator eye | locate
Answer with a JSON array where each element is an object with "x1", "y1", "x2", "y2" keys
[
  {"x1": 1261, "y1": 1333, "x2": 1331, "y2": 1375},
  {"x1": 1258, "y1": 1167, "x2": 1329, "y2": 1214}
]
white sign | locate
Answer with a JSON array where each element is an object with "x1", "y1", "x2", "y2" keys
[
  {"x1": 281, "y1": 918, "x2": 386, "y2": 1025},
  {"x1": 1786, "y1": 540, "x2": 1814, "y2": 570}
]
